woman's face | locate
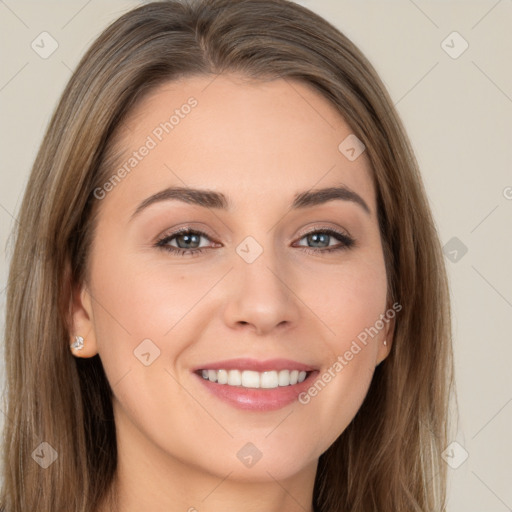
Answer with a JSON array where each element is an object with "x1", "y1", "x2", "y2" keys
[{"x1": 73, "y1": 74, "x2": 393, "y2": 483}]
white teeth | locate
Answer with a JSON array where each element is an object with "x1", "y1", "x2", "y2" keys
[
  {"x1": 260, "y1": 371, "x2": 279, "y2": 389},
  {"x1": 278, "y1": 369, "x2": 290, "y2": 386},
  {"x1": 199, "y1": 368, "x2": 310, "y2": 388},
  {"x1": 227, "y1": 369, "x2": 242, "y2": 386},
  {"x1": 217, "y1": 369, "x2": 228, "y2": 384},
  {"x1": 241, "y1": 370, "x2": 260, "y2": 388}
]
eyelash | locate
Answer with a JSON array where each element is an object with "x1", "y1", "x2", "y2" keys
[{"x1": 155, "y1": 227, "x2": 355, "y2": 257}]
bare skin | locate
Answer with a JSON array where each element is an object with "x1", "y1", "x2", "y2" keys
[{"x1": 71, "y1": 74, "x2": 394, "y2": 512}]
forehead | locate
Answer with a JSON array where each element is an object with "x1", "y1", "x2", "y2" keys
[{"x1": 102, "y1": 74, "x2": 376, "y2": 214}]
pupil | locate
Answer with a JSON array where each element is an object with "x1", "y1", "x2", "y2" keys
[
  {"x1": 309, "y1": 233, "x2": 328, "y2": 248},
  {"x1": 177, "y1": 233, "x2": 199, "y2": 249}
]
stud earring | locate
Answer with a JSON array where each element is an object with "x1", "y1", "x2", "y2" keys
[
  {"x1": 70, "y1": 335, "x2": 84, "y2": 351},
  {"x1": 383, "y1": 339, "x2": 387, "y2": 346}
]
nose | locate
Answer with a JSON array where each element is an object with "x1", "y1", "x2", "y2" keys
[{"x1": 222, "y1": 245, "x2": 301, "y2": 336}]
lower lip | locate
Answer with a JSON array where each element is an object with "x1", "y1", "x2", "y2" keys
[{"x1": 194, "y1": 371, "x2": 319, "y2": 411}]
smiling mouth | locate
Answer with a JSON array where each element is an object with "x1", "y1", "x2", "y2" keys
[{"x1": 196, "y1": 368, "x2": 313, "y2": 389}]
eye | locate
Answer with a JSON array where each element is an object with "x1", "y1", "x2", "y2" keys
[
  {"x1": 155, "y1": 228, "x2": 215, "y2": 256},
  {"x1": 294, "y1": 228, "x2": 355, "y2": 254},
  {"x1": 155, "y1": 227, "x2": 355, "y2": 256}
]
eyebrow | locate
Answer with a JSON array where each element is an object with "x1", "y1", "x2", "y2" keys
[{"x1": 130, "y1": 184, "x2": 371, "y2": 220}]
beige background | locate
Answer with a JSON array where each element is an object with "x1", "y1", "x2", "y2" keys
[{"x1": 1, "y1": 0, "x2": 511, "y2": 509}]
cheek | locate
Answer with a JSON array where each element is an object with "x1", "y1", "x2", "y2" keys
[
  {"x1": 87, "y1": 247, "x2": 229, "y2": 423},
  {"x1": 85, "y1": 242, "x2": 182, "y2": 389},
  {"x1": 308, "y1": 253, "x2": 388, "y2": 348},
  {"x1": 294, "y1": 255, "x2": 387, "y2": 449},
  {"x1": 87, "y1": 252, "x2": 210, "y2": 454},
  {"x1": 89, "y1": 246, "x2": 213, "y2": 351}
]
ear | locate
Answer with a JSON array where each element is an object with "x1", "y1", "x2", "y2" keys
[
  {"x1": 375, "y1": 310, "x2": 396, "y2": 366},
  {"x1": 67, "y1": 264, "x2": 99, "y2": 359}
]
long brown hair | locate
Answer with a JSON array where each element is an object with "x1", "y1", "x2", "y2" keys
[{"x1": 0, "y1": 1, "x2": 455, "y2": 510}]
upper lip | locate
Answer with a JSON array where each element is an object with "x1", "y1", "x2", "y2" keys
[{"x1": 193, "y1": 358, "x2": 316, "y2": 372}]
